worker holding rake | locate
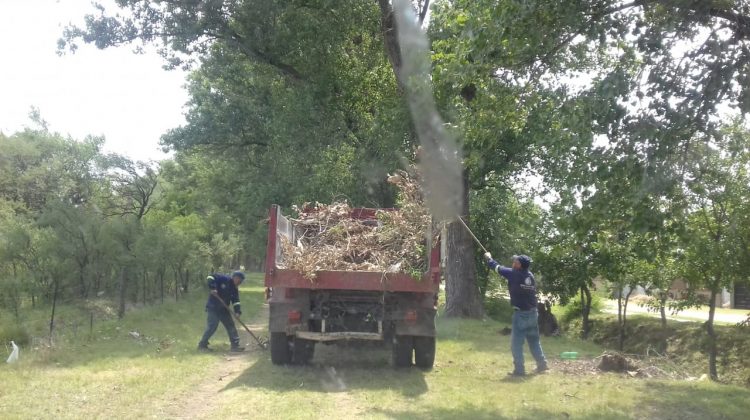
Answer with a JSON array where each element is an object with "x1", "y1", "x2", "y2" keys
[
  {"x1": 484, "y1": 253, "x2": 549, "y2": 376},
  {"x1": 198, "y1": 271, "x2": 245, "y2": 352}
]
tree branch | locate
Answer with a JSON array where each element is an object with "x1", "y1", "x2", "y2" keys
[
  {"x1": 418, "y1": 0, "x2": 430, "y2": 25},
  {"x1": 378, "y1": 0, "x2": 404, "y2": 89}
]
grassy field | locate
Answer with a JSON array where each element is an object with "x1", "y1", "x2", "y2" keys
[
  {"x1": 0, "y1": 276, "x2": 267, "y2": 419},
  {"x1": 2, "y1": 274, "x2": 750, "y2": 419}
]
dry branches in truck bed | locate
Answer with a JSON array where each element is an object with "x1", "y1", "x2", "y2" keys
[{"x1": 278, "y1": 170, "x2": 437, "y2": 280}]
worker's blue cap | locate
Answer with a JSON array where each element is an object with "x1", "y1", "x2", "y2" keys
[
  {"x1": 513, "y1": 255, "x2": 532, "y2": 269},
  {"x1": 231, "y1": 271, "x2": 246, "y2": 283}
]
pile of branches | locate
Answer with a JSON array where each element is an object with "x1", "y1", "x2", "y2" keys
[{"x1": 279, "y1": 169, "x2": 436, "y2": 280}]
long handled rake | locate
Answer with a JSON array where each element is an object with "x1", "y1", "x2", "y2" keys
[
  {"x1": 211, "y1": 294, "x2": 268, "y2": 350},
  {"x1": 455, "y1": 215, "x2": 489, "y2": 253}
]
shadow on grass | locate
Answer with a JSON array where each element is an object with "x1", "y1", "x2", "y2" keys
[
  {"x1": 368, "y1": 405, "x2": 599, "y2": 420},
  {"x1": 221, "y1": 341, "x2": 428, "y2": 397},
  {"x1": 369, "y1": 405, "x2": 512, "y2": 420}
]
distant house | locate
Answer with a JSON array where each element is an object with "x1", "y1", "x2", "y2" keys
[
  {"x1": 668, "y1": 280, "x2": 748, "y2": 309},
  {"x1": 605, "y1": 277, "x2": 749, "y2": 310},
  {"x1": 734, "y1": 283, "x2": 750, "y2": 309}
]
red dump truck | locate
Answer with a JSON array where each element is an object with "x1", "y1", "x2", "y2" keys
[{"x1": 264, "y1": 204, "x2": 440, "y2": 368}]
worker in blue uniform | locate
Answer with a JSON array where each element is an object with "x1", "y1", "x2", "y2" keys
[
  {"x1": 198, "y1": 271, "x2": 245, "y2": 352},
  {"x1": 484, "y1": 253, "x2": 548, "y2": 376}
]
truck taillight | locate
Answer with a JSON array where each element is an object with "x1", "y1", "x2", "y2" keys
[
  {"x1": 288, "y1": 310, "x2": 302, "y2": 324},
  {"x1": 405, "y1": 309, "x2": 417, "y2": 324}
]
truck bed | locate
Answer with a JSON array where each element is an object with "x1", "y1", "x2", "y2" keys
[{"x1": 264, "y1": 204, "x2": 440, "y2": 293}]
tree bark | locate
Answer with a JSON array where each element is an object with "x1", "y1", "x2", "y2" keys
[
  {"x1": 707, "y1": 284, "x2": 719, "y2": 381},
  {"x1": 142, "y1": 271, "x2": 147, "y2": 305},
  {"x1": 378, "y1": 0, "x2": 403, "y2": 89},
  {"x1": 619, "y1": 286, "x2": 635, "y2": 351},
  {"x1": 118, "y1": 266, "x2": 128, "y2": 319},
  {"x1": 159, "y1": 268, "x2": 165, "y2": 304},
  {"x1": 659, "y1": 293, "x2": 667, "y2": 329},
  {"x1": 444, "y1": 171, "x2": 483, "y2": 318},
  {"x1": 78, "y1": 260, "x2": 88, "y2": 299},
  {"x1": 581, "y1": 285, "x2": 592, "y2": 339},
  {"x1": 49, "y1": 278, "x2": 60, "y2": 345}
]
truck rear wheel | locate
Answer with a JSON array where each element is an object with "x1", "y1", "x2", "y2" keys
[
  {"x1": 392, "y1": 335, "x2": 413, "y2": 368},
  {"x1": 293, "y1": 337, "x2": 315, "y2": 364},
  {"x1": 270, "y1": 332, "x2": 292, "y2": 365},
  {"x1": 414, "y1": 336, "x2": 436, "y2": 369}
]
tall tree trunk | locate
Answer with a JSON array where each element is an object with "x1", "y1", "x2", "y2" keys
[
  {"x1": 118, "y1": 266, "x2": 128, "y2": 319},
  {"x1": 378, "y1": 0, "x2": 403, "y2": 89},
  {"x1": 444, "y1": 172, "x2": 483, "y2": 318},
  {"x1": 160, "y1": 268, "x2": 165, "y2": 304},
  {"x1": 49, "y1": 278, "x2": 60, "y2": 345},
  {"x1": 707, "y1": 284, "x2": 719, "y2": 381},
  {"x1": 11, "y1": 263, "x2": 19, "y2": 320},
  {"x1": 619, "y1": 286, "x2": 634, "y2": 351},
  {"x1": 78, "y1": 264, "x2": 87, "y2": 298},
  {"x1": 659, "y1": 293, "x2": 667, "y2": 329},
  {"x1": 174, "y1": 268, "x2": 180, "y2": 302},
  {"x1": 581, "y1": 285, "x2": 592, "y2": 339},
  {"x1": 142, "y1": 271, "x2": 147, "y2": 305}
]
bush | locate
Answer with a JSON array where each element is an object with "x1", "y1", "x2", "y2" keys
[
  {"x1": 560, "y1": 293, "x2": 604, "y2": 324},
  {"x1": 484, "y1": 292, "x2": 514, "y2": 322},
  {"x1": 0, "y1": 323, "x2": 30, "y2": 347}
]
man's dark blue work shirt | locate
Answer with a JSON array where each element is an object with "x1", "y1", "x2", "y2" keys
[
  {"x1": 488, "y1": 261, "x2": 538, "y2": 311},
  {"x1": 205, "y1": 273, "x2": 241, "y2": 315}
]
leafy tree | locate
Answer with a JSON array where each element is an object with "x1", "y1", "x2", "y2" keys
[{"x1": 678, "y1": 126, "x2": 750, "y2": 381}]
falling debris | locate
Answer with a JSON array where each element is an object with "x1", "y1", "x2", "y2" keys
[{"x1": 280, "y1": 169, "x2": 437, "y2": 280}]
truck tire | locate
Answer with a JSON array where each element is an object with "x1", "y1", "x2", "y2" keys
[
  {"x1": 270, "y1": 332, "x2": 292, "y2": 365},
  {"x1": 392, "y1": 335, "x2": 413, "y2": 368},
  {"x1": 293, "y1": 337, "x2": 315, "y2": 365},
  {"x1": 414, "y1": 336, "x2": 436, "y2": 369}
]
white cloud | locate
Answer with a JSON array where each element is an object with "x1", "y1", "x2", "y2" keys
[{"x1": 0, "y1": 0, "x2": 188, "y2": 162}]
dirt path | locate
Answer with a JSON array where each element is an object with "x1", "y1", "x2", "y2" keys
[{"x1": 160, "y1": 305, "x2": 269, "y2": 420}]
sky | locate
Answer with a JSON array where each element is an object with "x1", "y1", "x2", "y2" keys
[{"x1": 0, "y1": 0, "x2": 188, "y2": 162}]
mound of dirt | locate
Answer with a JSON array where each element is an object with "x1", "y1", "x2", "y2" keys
[{"x1": 598, "y1": 352, "x2": 637, "y2": 372}]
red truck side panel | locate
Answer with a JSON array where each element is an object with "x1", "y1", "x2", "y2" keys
[{"x1": 269, "y1": 269, "x2": 438, "y2": 293}]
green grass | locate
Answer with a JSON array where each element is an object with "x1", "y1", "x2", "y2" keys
[
  {"x1": 207, "y1": 311, "x2": 750, "y2": 420},
  {"x1": 0, "y1": 274, "x2": 267, "y2": 419},
  {"x1": 2, "y1": 276, "x2": 750, "y2": 419}
]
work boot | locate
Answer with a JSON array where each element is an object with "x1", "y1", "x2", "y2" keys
[
  {"x1": 535, "y1": 364, "x2": 549, "y2": 374},
  {"x1": 197, "y1": 344, "x2": 213, "y2": 352},
  {"x1": 230, "y1": 346, "x2": 245, "y2": 352},
  {"x1": 507, "y1": 370, "x2": 525, "y2": 377}
]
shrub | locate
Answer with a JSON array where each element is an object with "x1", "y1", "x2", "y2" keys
[
  {"x1": 560, "y1": 293, "x2": 604, "y2": 324},
  {"x1": 484, "y1": 292, "x2": 514, "y2": 322},
  {"x1": 0, "y1": 323, "x2": 30, "y2": 347}
]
